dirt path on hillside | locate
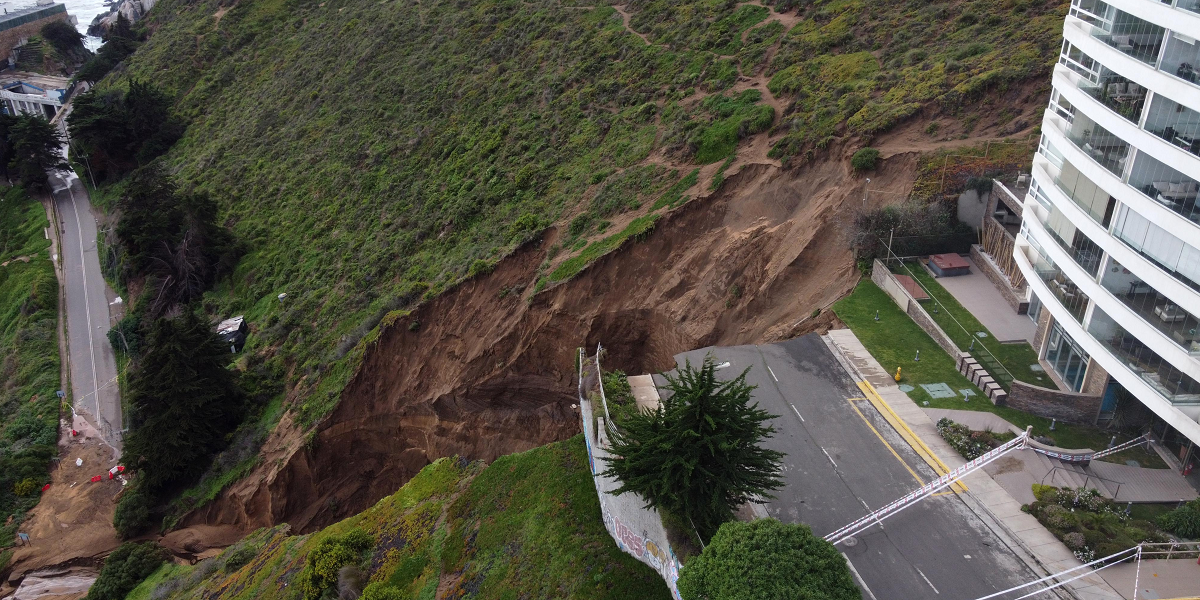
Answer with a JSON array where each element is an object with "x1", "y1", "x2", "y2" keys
[{"x1": 613, "y1": 5, "x2": 654, "y2": 46}]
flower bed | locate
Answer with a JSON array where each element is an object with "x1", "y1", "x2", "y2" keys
[
  {"x1": 1024, "y1": 484, "x2": 1171, "y2": 562},
  {"x1": 935, "y1": 418, "x2": 1013, "y2": 460}
]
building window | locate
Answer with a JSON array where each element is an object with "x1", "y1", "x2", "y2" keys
[
  {"x1": 1046, "y1": 321, "x2": 1090, "y2": 392},
  {"x1": 1029, "y1": 293, "x2": 1043, "y2": 324}
]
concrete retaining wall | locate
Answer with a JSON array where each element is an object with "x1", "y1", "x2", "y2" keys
[
  {"x1": 970, "y1": 244, "x2": 1027, "y2": 314},
  {"x1": 871, "y1": 259, "x2": 964, "y2": 362},
  {"x1": 578, "y1": 350, "x2": 683, "y2": 599},
  {"x1": 1007, "y1": 380, "x2": 1103, "y2": 425}
]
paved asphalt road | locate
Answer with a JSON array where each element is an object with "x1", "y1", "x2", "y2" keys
[
  {"x1": 50, "y1": 168, "x2": 122, "y2": 449},
  {"x1": 660, "y1": 335, "x2": 1038, "y2": 600}
]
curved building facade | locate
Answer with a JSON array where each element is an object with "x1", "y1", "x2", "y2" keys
[{"x1": 1014, "y1": 0, "x2": 1200, "y2": 460}]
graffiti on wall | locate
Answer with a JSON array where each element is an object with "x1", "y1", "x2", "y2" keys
[{"x1": 599, "y1": 495, "x2": 683, "y2": 595}]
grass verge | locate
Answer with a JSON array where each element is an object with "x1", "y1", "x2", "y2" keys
[
  {"x1": 892, "y1": 260, "x2": 1045, "y2": 390},
  {"x1": 124, "y1": 436, "x2": 670, "y2": 600},
  {"x1": 833, "y1": 280, "x2": 1165, "y2": 466}
]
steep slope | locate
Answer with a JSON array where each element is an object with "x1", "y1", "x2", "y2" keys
[
  {"x1": 96, "y1": 0, "x2": 1066, "y2": 536},
  {"x1": 126, "y1": 437, "x2": 670, "y2": 600}
]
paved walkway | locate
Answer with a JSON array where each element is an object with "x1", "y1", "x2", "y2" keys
[
  {"x1": 924, "y1": 409, "x2": 1198, "y2": 504},
  {"x1": 1098, "y1": 558, "x2": 1200, "y2": 600},
  {"x1": 826, "y1": 328, "x2": 1123, "y2": 600},
  {"x1": 924, "y1": 407, "x2": 1023, "y2": 434},
  {"x1": 923, "y1": 255, "x2": 1037, "y2": 344}
]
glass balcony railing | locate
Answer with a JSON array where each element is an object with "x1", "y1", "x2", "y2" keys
[
  {"x1": 1161, "y1": 0, "x2": 1200, "y2": 15},
  {"x1": 1052, "y1": 161, "x2": 1117, "y2": 227},
  {"x1": 1062, "y1": 115, "x2": 1130, "y2": 177},
  {"x1": 1078, "y1": 77, "x2": 1145, "y2": 124},
  {"x1": 1100, "y1": 257, "x2": 1200, "y2": 356},
  {"x1": 1111, "y1": 204, "x2": 1200, "y2": 293},
  {"x1": 1159, "y1": 30, "x2": 1200, "y2": 86},
  {"x1": 1126, "y1": 152, "x2": 1200, "y2": 225},
  {"x1": 1088, "y1": 306, "x2": 1200, "y2": 404},
  {"x1": 1028, "y1": 236, "x2": 1092, "y2": 323},
  {"x1": 1143, "y1": 93, "x2": 1200, "y2": 158}
]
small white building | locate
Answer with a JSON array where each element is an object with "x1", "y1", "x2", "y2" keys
[{"x1": 1, "y1": 79, "x2": 64, "y2": 118}]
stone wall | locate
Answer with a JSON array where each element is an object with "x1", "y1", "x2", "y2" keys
[
  {"x1": 0, "y1": 8, "x2": 69, "y2": 62},
  {"x1": 1081, "y1": 357, "x2": 1110, "y2": 396},
  {"x1": 1033, "y1": 301, "x2": 1053, "y2": 354},
  {"x1": 970, "y1": 244, "x2": 1027, "y2": 314},
  {"x1": 1007, "y1": 380, "x2": 1104, "y2": 425}
]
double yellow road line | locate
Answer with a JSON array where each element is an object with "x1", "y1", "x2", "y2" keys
[{"x1": 854, "y1": 380, "x2": 968, "y2": 494}]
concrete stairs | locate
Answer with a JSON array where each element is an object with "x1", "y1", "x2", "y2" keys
[
  {"x1": 1029, "y1": 450, "x2": 1119, "y2": 498},
  {"x1": 956, "y1": 354, "x2": 1009, "y2": 404}
]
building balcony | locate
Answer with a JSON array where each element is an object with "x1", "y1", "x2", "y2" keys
[
  {"x1": 1111, "y1": 203, "x2": 1200, "y2": 292},
  {"x1": 1165, "y1": 0, "x2": 1200, "y2": 16},
  {"x1": 1087, "y1": 306, "x2": 1200, "y2": 403},
  {"x1": 1052, "y1": 160, "x2": 1118, "y2": 227},
  {"x1": 1126, "y1": 151, "x2": 1200, "y2": 225},
  {"x1": 1016, "y1": 238, "x2": 1200, "y2": 441},
  {"x1": 1075, "y1": 0, "x2": 1167, "y2": 67},
  {"x1": 1142, "y1": 93, "x2": 1200, "y2": 157},
  {"x1": 1100, "y1": 256, "x2": 1200, "y2": 356},
  {"x1": 1158, "y1": 30, "x2": 1200, "y2": 87},
  {"x1": 1028, "y1": 241, "x2": 1093, "y2": 323},
  {"x1": 1061, "y1": 111, "x2": 1131, "y2": 177}
]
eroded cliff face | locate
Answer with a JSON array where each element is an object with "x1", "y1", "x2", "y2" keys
[{"x1": 185, "y1": 153, "x2": 917, "y2": 533}]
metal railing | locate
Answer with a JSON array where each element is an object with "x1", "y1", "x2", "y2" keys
[{"x1": 1040, "y1": 465, "x2": 1124, "y2": 498}]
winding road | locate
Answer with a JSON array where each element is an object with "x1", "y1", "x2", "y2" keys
[{"x1": 50, "y1": 167, "x2": 122, "y2": 450}]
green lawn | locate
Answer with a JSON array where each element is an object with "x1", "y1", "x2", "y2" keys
[
  {"x1": 893, "y1": 261, "x2": 1047, "y2": 391},
  {"x1": 834, "y1": 280, "x2": 1165, "y2": 466}
]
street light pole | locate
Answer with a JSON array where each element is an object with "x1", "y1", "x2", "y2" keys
[{"x1": 863, "y1": 178, "x2": 871, "y2": 209}]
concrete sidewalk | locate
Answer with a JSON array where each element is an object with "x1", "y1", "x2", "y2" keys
[
  {"x1": 924, "y1": 409, "x2": 1198, "y2": 504},
  {"x1": 924, "y1": 407, "x2": 1023, "y2": 434},
  {"x1": 826, "y1": 328, "x2": 1123, "y2": 600},
  {"x1": 1098, "y1": 558, "x2": 1200, "y2": 600},
  {"x1": 923, "y1": 255, "x2": 1037, "y2": 344}
]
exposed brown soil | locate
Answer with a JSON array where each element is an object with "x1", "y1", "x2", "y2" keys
[
  {"x1": 182, "y1": 139, "x2": 926, "y2": 535},
  {"x1": 1, "y1": 413, "x2": 121, "y2": 594}
]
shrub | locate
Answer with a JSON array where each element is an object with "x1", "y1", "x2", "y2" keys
[
  {"x1": 222, "y1": 545, "x2": 258, "y2": 572},
  {"x1": 677, "y1": 519, "x2": 859, "y2": 600},
  {"x1": 298, "y1": 529, "x2": 374, "y2": 600},
  {"x1": 1158, "y1": 498, "x2": 1200, "y2": 539},
  {"x1": 850, "y1": 147, "x2": 880, "y2": 171},
  {"x1": 87, "y1": 543, "x2": 165, "y2": 600},
  {"x1": 13, "y1": 478, "x2": 38, "y2": 497},
  {"x1": 113, "y1": 486, "x2": 152, "y2": 539}
]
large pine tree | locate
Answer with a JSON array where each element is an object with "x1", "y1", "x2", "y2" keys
[
  {"x1": 121, "y1": 307, "x2": 245, "y2": 495},
  {"x1": 602, "y1": 356, "x2": 784, "y2": 539}
]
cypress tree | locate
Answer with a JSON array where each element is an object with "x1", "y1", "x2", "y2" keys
[
  {"x1": 120, "y1": 307, "x2": 245, "y2": 496},
  {"x1": 602, "y1": 356, "x2": 784, "y2": 539}
]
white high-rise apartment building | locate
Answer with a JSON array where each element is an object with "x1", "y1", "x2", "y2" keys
[{"x1": 1013, "y1": 0, "x2": 1200, "y2": 464}]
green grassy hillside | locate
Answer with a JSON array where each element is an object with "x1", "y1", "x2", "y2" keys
[
  {"x1": 0, "y1": 186, "x2": 61, "y2": 545},
  {"x1": 103, "y1": 0, "x2": 1066, "y2": 431},
  {"x1": 125, "y1": 435, "x2": 669, "y2": 600}
]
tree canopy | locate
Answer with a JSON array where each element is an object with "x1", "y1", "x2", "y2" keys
[
  {"x1": 0, "y1": 114, "x2": 65, "y2": 192},
  {"x1": 602, "y1": 356, "x2": 784, "y2": 539},
  {"x1": 68, "y1": 80, "x2": 181, "y2": 181},
  {"x1": 677, "y1": 519, "x2": 862, "y2": 600},
  {"x1": 112, "y1": 165, "x2": 239, "y2": 315},
  {"x1": 86, "y1": 542, "x2": 165, "y2": 600},
  {"x1": 120, "y1": 307, "x2": 246, "y2": 498},
  {"x1": 40, "y1": 20, "x2": 89, "y2": 64}
]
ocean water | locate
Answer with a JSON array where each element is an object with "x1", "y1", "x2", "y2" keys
[{"x1": 62, "y1": 0, "x2": 111, "y2": 49}]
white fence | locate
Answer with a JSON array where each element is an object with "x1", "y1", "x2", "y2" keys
[{"x1": 578, "y1": 347, "x2": 684, "y2": 599}]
